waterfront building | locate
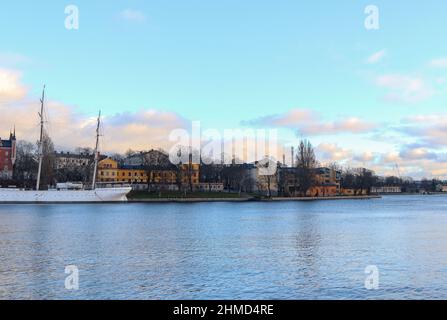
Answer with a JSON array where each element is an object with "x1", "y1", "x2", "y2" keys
[
  {"x1": 277, "y1": 166, "x2": 341, "y2": 197},
  {"x1": 97, "y1": 158, "x2": 200, "y2": 191},
  {"x1": 371, "y1": 186, "x2": 402, "y2": 194},
  {"x1": 196, "y1": 182, "x2": 225, "y2": 192},
  {"x1": 310, "y1": 167, "x2": 341, "y2": 196},
  {"x1": 249, "y1": 163, "x2": 279, "y2": 197},
  {"x1": 307, "y1": 184, "x2": 338, "y2": 197},
  {"x1": 54, "y1": 151, "x2": 94, "y2": 170},
  {"x1": 0, "y1": 130, "x2": 17, "y2": 180},
  {"x1": 277, "y1": 167, "x2": 298, "y2": 196}
]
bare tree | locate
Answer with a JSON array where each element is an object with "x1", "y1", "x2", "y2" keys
[
  {"x1": 125, "y1": 149, "x2": 137, "y2": 158},
  {"x1": 295, "y1": 139, "x2": 318, "y2": 196},
  {"x1": 142, "y1": 150, "x2": 170, "y2": 192},
  {"x1": 353, "y1": 168, "x2": 377, "y2": 195},
  {"x1": 221, "y1": 165, "x2": 249, "y2": 195},
  {"x1": 110, "y1": 152, "x2": 125, "y2": 164},
  {"x1": 341, "y1": 168, "x2": 356, "y2": 190},
  {"x1": 277, "y1": 168, "x2": 288, "y2": 196},
  {"x1": 255, "y1": 158, "x2": 278, "y2": 198},
  {"x1": 13, "y1": 140, "x2": 38, "y2": 188},
  {"x1": 328, "y1": 162, "x2": 342, "y2": 173}
]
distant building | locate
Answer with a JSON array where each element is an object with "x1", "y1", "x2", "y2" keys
[
  {"x1": 371, "y1": 186, "x2": 402, "y2": 194},
  {"x1": 277, "y1": 167, "x2": 299, "y2": 196},
  {"x1": 250, "y1": 163, "x2": 279, "y2": 197},
  {"x1": 277, "y1": 166, "x2": 341, "y2": 197},
  {"x1": 310, "y1": 167, "x2": 342, "y2": 196},
  {"x1": 54, "y1": 151, "x2": 94, "y2": 170},
  {"x1": 196, "y1": 182, "x2": 224, "y2": 192},
  {"x1": 441, "y1": 185, "x2": 447, "y2": 193},
  {"x1": 97, "y1": 157, "x2": 200, "y2": 191},
  {"x1": 0, "y1": 130, "x2": 17, "y2": 179}
]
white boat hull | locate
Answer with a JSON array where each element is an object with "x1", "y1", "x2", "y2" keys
[{"x1": 0, "y1": 187, "x2": 132, "y2": 203}]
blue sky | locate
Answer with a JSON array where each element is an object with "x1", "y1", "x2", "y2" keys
[{"x1": 1, "y1": 1, "x2": 447, "y2": 178}]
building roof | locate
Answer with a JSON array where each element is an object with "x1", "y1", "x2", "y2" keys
[
  {"x1": 0, "y1": 139, "x2": 13, "y2": 148},
  {"x1": 120, "y1": 165, "x2": 146, "y2": 170},
  {"x1": 55, "y1": 151, "x2": 94, "y2": 159}
]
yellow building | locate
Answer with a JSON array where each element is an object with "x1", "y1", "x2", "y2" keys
[
  {"x1": 97, "y1": 158, "x2": 200, "y2": 189},
  {"x1": 97, "y1": 158, "x2": 120, "y2": 182}
]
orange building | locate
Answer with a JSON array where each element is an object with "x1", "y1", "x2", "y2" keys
[
  {"x1": 308, "y1": 167, "x2": 341, "y2": 197},
  {"x1": 307, "y1": 184, "x2": 338, "y2": 197},
  {"x1": 279, "y1": 166, "x2": 341, "y2": 197}
]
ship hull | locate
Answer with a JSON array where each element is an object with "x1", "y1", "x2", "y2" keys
[{"x1": 0, "y1": 187, "x2": 132, "y2": 203}]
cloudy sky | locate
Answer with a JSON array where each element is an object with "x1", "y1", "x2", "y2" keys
[{"x1": 1, "y1": 0, "x2": 447, "y2": 179}]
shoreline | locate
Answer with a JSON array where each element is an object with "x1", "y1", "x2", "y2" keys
[
  {"x1": 128, "y1": 195, "x2": 381, "y2": 203},
  {"x1": 5, "y1": 194, "x2": 447, "y2": 204},
  {"x1": 266, "y1": 195, "x2": 381, "y2": 201}
]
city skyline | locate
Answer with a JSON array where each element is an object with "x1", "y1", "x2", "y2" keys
[{"x1": 1, "y1": 1, "x2": 447, "y2": 179}]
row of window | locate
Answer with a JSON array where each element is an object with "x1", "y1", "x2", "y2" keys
[
  {"x1": 99, "y1": 170, "x2": 198, "y2": 178},
  {"x1": 99, "y1": 178, "x2": 200, "y2": 184}
]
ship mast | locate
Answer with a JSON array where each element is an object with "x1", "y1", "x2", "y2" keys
[
  {"x1": 91, "y1": 111, "x2": 101, "y2": 190},
  {"x1": 36, "y1": 85, "x2": 45, "y2": 191}
]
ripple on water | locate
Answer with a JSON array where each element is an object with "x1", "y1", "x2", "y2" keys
[{"x1": 1, "y1": 196, "x2": 447, "y2": 299}]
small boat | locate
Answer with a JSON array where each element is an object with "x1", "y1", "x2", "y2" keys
[{"x1": 0, "y1": 86, "x2": 132, "y2": 203}]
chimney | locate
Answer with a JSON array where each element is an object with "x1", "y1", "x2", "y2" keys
[
  {"x1": 291, "y1": 147, "x2": 295, "y2": 167},
  {"x1": 221, "y1": 139, "x2": 225, "y2": 165}
]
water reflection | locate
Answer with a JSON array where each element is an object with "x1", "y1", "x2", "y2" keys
[{"x1": 295, "y1": 212, "x2": 322, "y2": 291}]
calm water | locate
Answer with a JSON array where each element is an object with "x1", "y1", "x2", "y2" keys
[{"x1": 1, "y1": 195, "x2": 447, "y2": 300}]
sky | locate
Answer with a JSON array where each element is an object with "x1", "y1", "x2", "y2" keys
[{"x1": 1, "y1": 0, "x2": 447, "y2": 179}]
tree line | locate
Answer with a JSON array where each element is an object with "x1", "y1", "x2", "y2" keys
[{"x1": 3, "y1": 137, "x2": 444, "y2": 194}]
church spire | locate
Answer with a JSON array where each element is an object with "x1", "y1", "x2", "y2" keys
[{"x1": 9, "y1": 125, "x2": 16, "y2": 140}]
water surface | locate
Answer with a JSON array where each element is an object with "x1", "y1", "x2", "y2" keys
[{"x1": 1, "y1": 195, "x2": 447, "y2": 299}]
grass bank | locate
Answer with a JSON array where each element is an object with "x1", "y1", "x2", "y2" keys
[
  {"x1": 127, "y1": 191, "x2": 381, "y2": 203},
  {"x1": 128, "y1": 190, "x2": 249, "y2": 200}
]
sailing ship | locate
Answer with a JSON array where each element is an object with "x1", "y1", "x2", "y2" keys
[{"x1": 0, "y1": 86, "x2": 132, "y2": 203}]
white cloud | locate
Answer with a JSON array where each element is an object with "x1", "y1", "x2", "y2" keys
[
  {"x1": 375, "y1": 74, "x2": 434, "y2": 103},
  {"x1": 0, "y1": 68, "x2": 27, "y2": 102},
  {"x1": 366, "y1": 49, "x2": 386, "y2": 64},
  {"x1": 316, "y1": 143, "x2": 352, "y2": 162},
  {"x1": 399, "y1": 114, "x2": 447, "y2": 148},
  {"x1": 0, "y1": 68, "x2": 188, "y2": 153},
  {"x1": 400, "y1": 147, "x2": 438, "y2": 161},
  {"x1": 353, "y1": 151, "x2": 375, "y2": 162},
  {"x1": 244, "y1": 108, "x2": 376, "y2": 136},
  {"x1": 119, "y1": 9, "x2": 147, "y2": 23},
  {"x1": 430, "y1": 58, "x2": 447, "y2": 68}
]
